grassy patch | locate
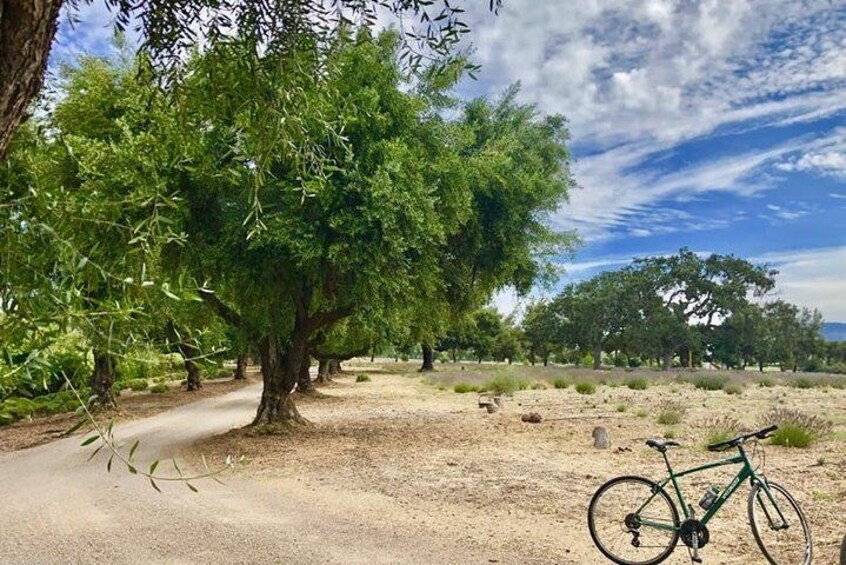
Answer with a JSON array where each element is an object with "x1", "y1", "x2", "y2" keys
[
  {"x1": 575, "y1": 382, "x2": 596, "y2": 395},
  {"x1": 663, "y1": 429, "x2": 676, "y2": 439},
  {"x1": 764, "y1": 408, "x2": 832, "y2": 448},
  {"x1": 656, "y1": 400, "x2": 686, "y2": 425},
  {"x1": 453, "y1": 382, "x2": 479, "y2": 393},
  {"x1": 689, "y1": 375, "x2": 728, "y2": 391},
  {"x1": 150, "y1": 382, "x2": 169, "y2": 394},
  {"x1": 723, "y1": 383, "x2": 743, "y2": 395},
  {"x1": 636, "y1": 408, "x2": 648, "y2": 418},
  {"x1": 791, "y1": 377, "x2": 816, "y2": 390},
  {"x1": 484, "y1": 375, "x2": 531, "y2": 395},
  {"x1": 123, "y1": 378, "x2": 149, "y2": 392},
  {"x1": 551, "y1": 377, "x2": 569, "y2": 389},
  {"x1": 355, "y1": 374, "x2": 371, "y2": 383},
  {"x1": 626, "y1": 378, "x2": 649, "y2": 391},
  {"x1": 757, "y1": 377, "x2": 775, "y2": 388},
  {"x1": 616, "y1": 403, "x2": 628, "y2": 413},
  {"x1": 701, "y1": 415, "x2": 742, "y2": 447}
]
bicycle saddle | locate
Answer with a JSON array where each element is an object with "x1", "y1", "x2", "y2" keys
[{"x1": 645, "y1": 439, "x2": 681, "y2": 453}]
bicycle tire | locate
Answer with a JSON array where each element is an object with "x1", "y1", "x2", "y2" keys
[
  {"x1": 748, "y1": 481, "x2": 812, "y2": 565},
  {"x1": 588, "y1": 475, "x2": 680, "y2": 565}
]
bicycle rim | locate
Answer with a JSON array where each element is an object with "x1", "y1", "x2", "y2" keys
[
  {"x1": 588, "y1": 476, "x2": 679, "y2": 565},
  {"x1": 748, "y1": 481, "x2": 812, "y2": 565}
]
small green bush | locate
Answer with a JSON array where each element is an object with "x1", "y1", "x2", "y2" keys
[
  {"x1": 757, "y1": 378, "x2": 774, "y2": 388},
  {"x1": 616, "y1": 403, "x2": 628, "y2": 413},
  {"x1": 124, "y1": 379, "x2": 148, "y2": 392},
  {"x1": 763, "y1": 408, "x2": 832, "y2": 448},
  {"x1": 150, "y1": 383, "x2": 169, "y2": 394},
  {"x1": 690, "y1": 375, "x2": 728, "y2": 391},
  {"x1": 702, "y1": 415, "x2": 742, "y2": 447},
  {"x1": 453, "y1": 382, "x2": 478, "y2": 393},
  {"x1": 626, "y1": 378, "x2": 649, "y2": 391},
  {"x1": 552, "y1": 377, "x2": 569, "y2": 389},
  {"x1": 355, "y1": 374, "x2": 371, "y2": 383},
  {"x1": 663, "y1": 429, "x2": 676, "y2": 439},
  {"x1": 656, "y1": 400, "x2": 686, "y2": 425},
  {"x1": 723, "y1": 383, "x2": 743, "y2": 396},
  {"x1": 792, "y1": 377, "x2": 816, "y2": 390},
  {"x1": 484, "y1": 375, "x2": 530, "y2": 395},
  {"x1": 575, "y1": 382, "x2": 595, "y2": 395},
  {"x1": 636, "y1": 408, "x2": 648, "y2": 418}
]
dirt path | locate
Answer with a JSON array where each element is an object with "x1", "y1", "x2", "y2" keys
[
  {"x1": 0, "y1": 382, "x2": 510, "y2": 564},
  {"x1": 1, "y1": 364, "x2": 843, "y2": 564}
]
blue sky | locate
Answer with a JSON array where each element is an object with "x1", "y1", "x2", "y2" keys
[{"x1": 52, "y1": 1, "x2": 846, "y2": 320}]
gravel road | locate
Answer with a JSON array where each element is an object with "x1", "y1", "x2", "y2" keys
[{"x1": 0, "y1": 383, "x2": 499, "y2": 564}]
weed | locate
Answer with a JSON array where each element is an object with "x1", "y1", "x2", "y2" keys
[
  {"x1": 150, "y1": 383, "x2": 168, "y2": 394},
  {"x1": 453, "y1": 382, "x2": 478, "y2": 393},
  {"x1": 626, "y1": 378, "x2": 649, "y2": 391},
  {"x1": 689, "y1": 375, "x2": 728, "y2": 391},
  {"x1": 656, "y1": 400, "x2": 686, "y2": 425},
  {"x1": 723, "y1": 383, "x2": 743, "y2": 396},
  {"x1": 485, "y1": 375, "x2": 531, "y2": 395},
  {"x1": 616, "y1": 403, "x2": 628, "y2": 413},
  {"x1": 757, "y1": 378, "x2": 775, "y2": 388},
  {"x1": 575, "y1": 382, "x2": 596, "y2": 395},
  {"x1": 792, "y1": 377, "x2": 816, "y2": 390},
  {"x1": 701, "y1": 415, "x2": 742, "y2": 447},
  {"x1": 763, "y1": 408, "x2": 832, "y2": 448},
  {"x1": 636, "y1": 408, "x2": 648, "y2": 418},
  {"x1": 355, "y1": 374, "x2": 371, "y2": 383},
  {"x1": 552, "y1": 377, "x2": 569, "y2": 389},
  {"x1": 663, "y1": 429, "x2": 676, "y2": 439}
]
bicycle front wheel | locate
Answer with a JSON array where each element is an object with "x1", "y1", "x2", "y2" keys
[
  {"x1": 748, "y1": 481, "x2": 812, "y2": 565},
  {"x1": 588, "y1": 476, "x2": 680, "y2": 565}
]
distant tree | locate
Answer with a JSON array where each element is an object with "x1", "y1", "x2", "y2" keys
[
  {"x1": 521, "y1": 300, "x2": 559, "y2": 366},
  {"x1": 494, "y1": 319, "x2": 523, "y2": 364},
  {"x1": 467, "y1": 308, "x2": 502, "y2": 363}
]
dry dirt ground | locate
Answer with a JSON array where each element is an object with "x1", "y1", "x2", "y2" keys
[
  {"x1": 202, "y1": 362, "x2": 846, "y2": 564},
  {"x1": 1, "y1": 362, "x2": 843, "y2": 564}
]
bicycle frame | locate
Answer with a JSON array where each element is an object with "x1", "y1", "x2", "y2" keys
[{"x1": 635, "y1": 446, "x2": 788, "y2": 532}]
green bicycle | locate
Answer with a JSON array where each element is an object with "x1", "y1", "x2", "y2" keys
[{"x1": 587, "y1": 425, "x2": 812, "y2": 564}]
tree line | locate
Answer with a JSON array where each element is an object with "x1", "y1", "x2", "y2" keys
[
  {"x1": 423, "y1": 249, "x2": 844, "y2": 374},
  {"x1": 0, "y1": 28, "x2": 574, "y2": 424}
]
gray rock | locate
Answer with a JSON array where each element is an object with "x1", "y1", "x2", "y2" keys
[{"x1": 593, "y1": 426, "x2": 610, "y2": 449}]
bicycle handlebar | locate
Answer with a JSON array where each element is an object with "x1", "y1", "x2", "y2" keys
[{"x1": 707, "y1": 425, "x2": 778, "y2": 452}]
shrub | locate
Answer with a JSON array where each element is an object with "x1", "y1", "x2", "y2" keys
[
  {"x1": 530, "y1": 381, "x2": 547, "y2": 390},
  {"x1": 616, "y1": 403, "x2": 628, "y2": 413},
  {"x1": 628, "y1": 357, "x2": 642, "y2": 368},
  {"x1": 575, "y1": 382, "x2": 595, "y2": 395},
  {"x1": 690, "y1": 375, "x2": 728, "y2": 391},
  {"x1": 355, "y1": 374, "x2": 371, "y2": 383},
  {"x1": 119, "y1": 379, "x2": 148, "y2": 392},
  {"x1": 613, "y1": 356, "x2": 626, "y2": 367},
  {"x1": 656, "y1": 400, "x2": 686, "y2": 425},
  {"x1": 663, "y1": 429, "x2": 676, "y2": 439},
  {"x1": 636, "y1": 408, "x2": 648, "y2": 418},
  {"x1": 150, "y1": 383, "x2": 168, "y2": 394},
  {"x1": 757, "y1": 378, "x2": 774, "y2": 388},
  {"x1": 484, "y1": 375, "x2": 530, "y2": 396},
  {"x1": 453, "y1": 382, "x2": 478, "y2": 393},
  {"x1": 701, "y1": 415, "x2": 742, "y2": 447},
  {"x1": 723, "y1": 383, "x2": 743, "y2": 396},
  {"x1": 800, "y1": 357, "x2": 823, "y2": 373},
  {"x1": 829, "y1": 376, "x2": 846, "y2": 389},
  {"x1": 792, "y1": 377, "x2": 816, "y2": 390},
  {"x1": 763, "y1": 408, "x2": 832, "y2": 448},
  {"x1": 552, "y1": 377, "x2": 569, "y2": 389},
  {"x1": 626, "y1": 378, "x2": 649, "y2": 391}
]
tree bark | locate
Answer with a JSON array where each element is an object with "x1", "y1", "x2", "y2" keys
[
  {"x1": 592, "y1": 345, "x2": 602, "y2": 370},
  {"x1": 0, "y1": 0, "x2": 63, "y2": 158},
  {"x1": 252, "y1": 335, "x2": 305, "y2": 426},
  {"x1": 177, "y1": 342, "x2": 202, "y2": 391},
  {"x1": 233, "y1": 355, "x2": 248, "y2": 380},
  {"x1": 328, "y1": 359, "x2": 341, "y2": 375},
  {"x1": 316, "y1": 358, "x2": 330, "y2": 383},
  {"x1": 297, "y1": 355, "x2": 314, "y2": 393},
  {"x1": 90, "y1": 349, "x2": 116, "y2": 406},
  {"x1": 420, "y1": 343, "x2": 435, "y2": 372},
  {"x1": 662, "y1": 350, "x2": 674, "y2": 371},
  {"x1": 543, "y1": 352, "x2": 550, "y2": 367}
]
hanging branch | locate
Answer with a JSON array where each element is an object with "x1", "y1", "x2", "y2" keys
[{"x1": 64, "y1": 375, "x2": 241, "y2": 492}]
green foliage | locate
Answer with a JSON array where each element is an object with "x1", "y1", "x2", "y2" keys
[
  {"x1": 689, "y1": 375, "x2": 728, "y2": 391},
  {"x1": 723, "y1": 382, "x2": 743, "y2": 395},
  {"x1": 626, "y1": 377, "x2": 649, "y2": 391},
  {"x1": 763, "y1": 408, "x2": 831, "y2": 448},
  {"x1": 656, "y1": 401, "x2": 686, "y2": 425},
  {"x1": 0, "y1": 391, "x2": 82, "y2": 425},
  {"x1": 792, "y1": 377, "x2": 817, "y2": 389},
  {"x1": 575, "y1": 382, "x2": 595, "y2": 395},
  {"x1": 355, "y1": 374, "x2": 372, "y2": 383},
  {"x1": 551, "y1": 377, "x2": 569, "y2": 389},
  {"x1": 757, "y1": 377, "x2": 775, "y2": 388},
  {"x1": 483, "y1": 374, "x2": 530, "y2": 396},
  {"x1": 453, "y1": 382, "x2": 478, "y2": 393},
  {"x1": 123, "y1": 379, "x2": 149, "y2": 392},
  {"x1": 663, "y1": 429, "x2": 676, "y2": 439},
  {"x1": 701, "y1": 415, "x2": 742, "y2": 447},
  {"x1": 150, "y1": 383, "x2": 169, "y2": 394},
  {"x1": 636, "y1": 408, "x2": 648, "y2": 418},
  {"x1": 616, "y1": 403, "x2": 628, "y2": 413}
]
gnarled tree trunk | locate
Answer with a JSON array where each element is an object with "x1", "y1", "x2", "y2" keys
[
  {"x1": 297, "y1": 355, "x2": 314, "y2": 393},
  {"x1": 253, "y1": 336, "x2": 305, "y2": 426},
  {"x1": 316, "y1": 358, "x2": 330, "y2": 383},
  {"x1": 420, "y1": 343, "x2": 435, "y2": 371},
  {"x1": 167, "y1": 321, "x2": 202, "y2": 391},
  {"x1": 0, "y1": 0, "x2": 63, "y2": 158},
  {"x1": 592, "y1": 345, "x2": 602, "y2": 370},
  {"x1": 662, "y1": 349, "x2": 674, "y2": 371},
  {"x1": 233, "y1": 355, "x2": 248, "y2": 380},
  {"x1": 90, "y1": 349, "x2": 116, "y2": 406}
]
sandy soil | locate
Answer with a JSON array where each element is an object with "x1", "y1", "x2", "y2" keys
[
  {"x1": 201, "y1": 362, "x2": 846, "y2": 564},
  {"x1": 1, "y1": 361, "x2": 843, "y2": 564}
]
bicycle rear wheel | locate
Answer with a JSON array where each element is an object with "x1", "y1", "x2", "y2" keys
[
  {"x1": 748, "y1": 481, "x2": 812, "y2": 565},
  {"x1": 588, "y1": 476, "x2": 680, "y2": 565}
]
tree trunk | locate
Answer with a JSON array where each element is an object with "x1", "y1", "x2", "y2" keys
[
  {"x1": 528, "y1": 348, "x2": 536, "y2": 366},
  {"x1": 451, "y1": 348, "x2": 457, "y2": 363},
  {"x1": 592, "y1": 345, "x2": 602, "y2": 370},
  {"x1": 420, "y1": 343, "x2": 435, "y2": 372},
  {"x1": 316, "y1": 359, "x2": 329, "y2": 383},
  {"x1": 297, "y1": 356, "x2": 314, "y2": 393},
  {"x1": 252, "y1": 336, "x2": 305, "y2": 426},
  {"x1": 167, "y1": 321, "x2": 202, "y2": 390},
  {"x1": 329, "y1": 359, "x2": 341, "y2": 374},
  {"x1": 0, "y1": 0, "x2": 63, "y2": 159},
  {"x1": 662, "y1": 350, "x2": 673, "y2": 371},
  {"x1": 90, "y1": 349, "x2": 116, "y2": 407},
  {"x1": 543, "y1": 351, "x2": 550, "y2": 367},
  {"x1": 233, "y1": 355, "x2": 248, "y2": 380}
]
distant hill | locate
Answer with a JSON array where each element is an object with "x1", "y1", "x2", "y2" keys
[{"x1": 822, "y1": 322, "x2": 846, "y2": 342}]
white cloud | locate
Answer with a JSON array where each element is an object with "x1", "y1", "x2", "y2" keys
[{"x1": 754, "y1": 246, "x2": 846, "y2": 321}]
